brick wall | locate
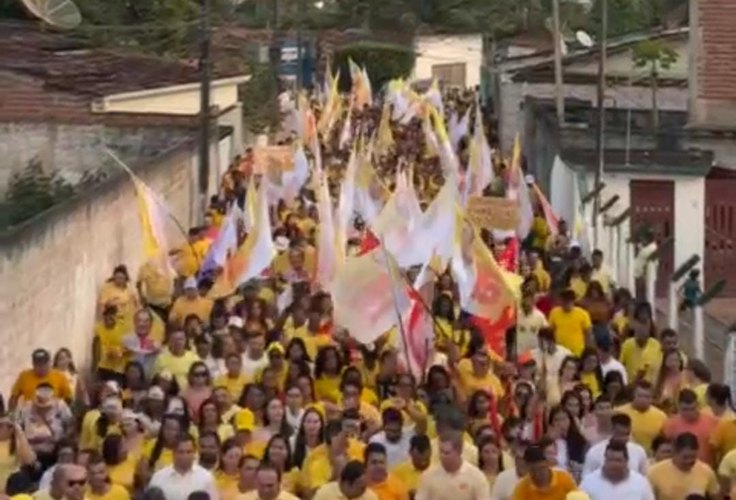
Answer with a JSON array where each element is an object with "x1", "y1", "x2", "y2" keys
[
  {"x1": 690, "y1": 0, "x2": 736, "y2": 126},
  {"x1": 0, "y1": 146, "x2": 198, "y2": 397}
]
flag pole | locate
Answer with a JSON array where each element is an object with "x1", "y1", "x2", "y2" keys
[{"x1": 377, "y1": 237, "x2": 414, "y2": 375}]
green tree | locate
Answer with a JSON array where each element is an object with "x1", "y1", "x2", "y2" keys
[
  {"x1": 241, "y1": 62, "x2": 283, "y2": 135},
  {"x1": 632, "y1": 38, "x2": 678, "y2": 130},
  {"x1": 333, "y1": 41, "x2": 415, "y2": 92}
]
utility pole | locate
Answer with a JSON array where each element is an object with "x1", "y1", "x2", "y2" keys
[
  {"x1": 593, "y1": 0, "x2": 608, "y2": 248},
  {"x1": 198, "y1": 0, "x2": 212, "y2": 220},
  {"x1": 552, "y1": 0, "x2": 564, "y2": 125},
  {"x1": 296, "y1": 0, "x2": 304, "y2": 91}
]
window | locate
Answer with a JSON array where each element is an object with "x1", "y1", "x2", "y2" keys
[{"x1": 431, "y1": 63, "x2": 467, "y2": 88}]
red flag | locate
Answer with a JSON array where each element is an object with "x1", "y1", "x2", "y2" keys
[
  {"x1": 532, "y1": 183, "x2": 559, "y2": 236},
  {"x1": 497, "y1": 237, "x2": 519, "y2": 273},
  {"x1": 470, "y1": 306, "x2": 515, "y2": 359},
  {"x1": 357, "y1": 229, "x2": 381, "y2": 256}
]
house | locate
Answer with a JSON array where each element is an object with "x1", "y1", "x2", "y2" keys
[
  {"x1": 412, "y1": 33, "x2": 484, "y2": 89},
  {"x1": 494, "y1": 27, "x2": 689, "y2": 153},
  {"x1": 0, "y1": 22, "x2": 250, "y2": 394},
  {"x1": 523, "y1": 2, "x2": 736, "y2": 301},
  {"x1": 0, "y1": 22, "x2": 249, "y2": 196}
]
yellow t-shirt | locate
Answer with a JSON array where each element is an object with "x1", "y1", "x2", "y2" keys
[
  {"x1": 391, "y1": 462, "x2": 423, "y2": 494},
  {"x1": 137, "y1": 262, "x2": 173, "y2": 308},
  {"x1": 95, "y1": 321, "x2": 129, "y2": 374},
  {"x1": 710, "y1": 417, "x2": 736, "y2": 463},
  {"x1": 300, "y1": 440, "x2": 365, "y2": 492},
  {"x1": 619, "y1": 337, "x2": 662, "y2": 383},
  {"x1": 648, "y1": 459, "x2": 719, "y2": 500},
  {"x1": 569, "y1": 277, "x2": 588, "y2": 300},
  {"x1": 511, "y1": 470, "x2": 577, "y2": 500},
  {"x1": 719, "y1": 449, "x2": 736, "y2": 481},
  {"x1": 0, "y1": 441, "x2": 19, "y2": 493},
  {"x1": 314, "y1": 374, "x2": 341, "y2": 404},
  {"x1": 142, "y1": 439, "x2": 173, "y2": 472},
  {"x1": 532, "y1": 263, "x2": 551, "y2": 292},
  {"x1": 153, "y1": 349, "x2": 200, "y2": 389},
  {"x1": 169, "y1": 296, "x2": 214, "y2": 327},
  {"x1": 11, "y1": 369, "x2": 72, "y2": 403},
  {"x1": 214, "y1": 374, "x2": 250, "y2": 402},
  {"x1": 215, "y1": 470, "x2": 240, "y2": 500},
  {"x1": 108, "y1": 455, "x2": 137, "y2": 492},
  {"x1": 98, "y1": 283, "x2": 138, "y2": 322},
  {"x1": 369, "y1": 474, "x2": 408, "y2": 500},
  {"x1": 456, "y1": 358, "x2": 505, "y2": 400},
  {"x1": 580, "y1": 372, "x2": 601, "y2": 397},
  {"x1": 87, "y1": 484, "x2": 131, "y2": 500},
  {"x1": 617, "y1": 403, "x2": 667, "y2": 453},
  {"x1": 548, "y1": 306, "x2": 591, "y2": 356}
]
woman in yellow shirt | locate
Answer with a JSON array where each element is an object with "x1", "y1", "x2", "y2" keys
[
  {"x1": 94, "y1": 306, "x2": 129, "y2": 382},
  {"x1": 215, "y1": 439, "x2": 243, "y2": 500},
  {"x1": 314, "y1": 346, "x2": 344, "y2": 404},
  {"x1": 262, "y1": 434, "x2": 300, "y2": 494},
  {"x1": 97, "y1": 265, "x2": 139, "y2": 324},
  {"x1": 87, "y1": 456, "x2": 131, "y2": 500},
  {"x1": 199, "y1": 399, "x2": 235, "y2": 442},
  {"x1": 291, "y1": 407, "x2": 325, "y2": 471},
  {"x1": 654, "y1": 349, "x2": 687, "y2": 413},
  {"x1": 102, "y1": 434, "x2": 138, "y2": 493},
  {"x1": 137, "y1": 414, "x2": 184, "y2": 482},
  {"x1": 0, "y1": 418, "x2": 36, "y2": 493},
  {"x1": 578, "y1": 348, "x2": 603, "y2": 398}
]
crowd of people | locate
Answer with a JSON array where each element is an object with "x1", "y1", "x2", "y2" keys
[{"x1": 1, "y1": 83, "x2": 732, "y2": 500}]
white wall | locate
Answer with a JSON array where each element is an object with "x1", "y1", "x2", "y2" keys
[
  {"x1": 591, "y1": 171, "x2": 705, "y2": 279},
  {"x1": 413, "y1": 34, "x2": 484, "y2": 88},
  {"x1": 101, "y1": 84, "x2": 240, "y2": 116}
]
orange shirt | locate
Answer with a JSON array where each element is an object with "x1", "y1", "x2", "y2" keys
[
  {"x1": 511, "y1": 470, "x2": 577, "y2": 500},
  {"x1": 11, "y1": 369, "x2": 72, "y2": 403},
  {"x1": 369, "y1": 474, "x2": 409, "y2": 500},
  {"x1": 663, "y1": 413, "x2": 719, "y2": 465}
]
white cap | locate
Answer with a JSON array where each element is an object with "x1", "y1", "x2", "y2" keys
[
  {"x1": 525, "y1": 174, "x2": 535, "y2": 184},
  {"x1": 183, "y1": 277, "x2": 198, "y2": 289},
  {"x1": 275, "y1": 236, "x2": 290, "y2": 252},
  {"x1": 569, "y1": 240, "x2": 581, "y2": 249},
  {"x1": 228, "y1": 316, "x2": 244, "y2": 329},
  {"x1": 147, "y1": 386, "x2": 165, "y2": 401}
]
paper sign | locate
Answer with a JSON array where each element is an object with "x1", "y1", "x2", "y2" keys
[
  {"x1": 252, "y1": 146, "x2": 294, "y2": 174},
  {"x1": 467, "y1": 196, "x2": 519, "y2": 231}
]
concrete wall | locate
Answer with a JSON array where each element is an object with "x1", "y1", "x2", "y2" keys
[
  {"x1": 500, "y1": 81, "x2": 688, "y2": 153},
  {"x1": 413, "y1": 34, "x2": 484, "y2": 88},
  {"x1": 0, "y1": 144, "x2": 200, "y2": 397},
  {"x1": 99, "y1": 82, "x2": 241, "y2": 116},
  {"x1": 0, "y1": 123, "x2": 194, "y2": 197}
]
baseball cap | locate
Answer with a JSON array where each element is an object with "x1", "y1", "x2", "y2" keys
[
  {"x1": 183, "y1": 277, "x2": 198, "y2": 290},
  {"x1": 267, "y1": 342, "x2": 285, "y2": 356},
  {"x1": 234, "y1": 409, "x2": 256, "y2": 432},
  {"x1": 32, "y1": 349, "x2": 50, "y2": 364}
]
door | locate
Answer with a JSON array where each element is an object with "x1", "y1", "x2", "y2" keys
[
  {"x1": 705, "y1": 175, "x2": 736, "y2": 296},
  {"x1": 629, "y1": 180, "x2": 675, "y2": 297}
]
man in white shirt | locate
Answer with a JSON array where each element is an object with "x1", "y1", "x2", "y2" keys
[
  {"x1": 580, "y1": 441, "x2": 654, "y2": 500},
  {"x1": 516, "y1": 291, "x2": 549, "y2": 353},
  {"x1": 597, "y1": 332, "x2": 628, "y2": 384},
  {"x1": 583, "y1": 413, "x2": 648, "y2": 477},
  {"x1": 241, "y1": 334, "x2": 269, "y2": 378},
  {"x1": 531, "y1": 328, "x2": 571, "y2": 391},
  {"x1": 149, "y1": 434, "x2": 219, "y2": 500},
  {"x1": 369, "y1": 408, "x2": 414, "y2": 468}
]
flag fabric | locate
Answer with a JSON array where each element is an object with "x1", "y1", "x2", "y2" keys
[
  {"x1": 335, "y1": 145, "x2": 358, "y2": 257},
  {"x1": 318, "y1": 68, "x2": 341, "y2": 136},
  {"x1": 243, "y1": 174, "x2": 257, "y2": 233},
  {"x1": 531, "y1": 183, "x2": 559, "y2": 236},
  {"x1": 213, "y1": 184, "x2": 276, "y2": 296},
  {"x1": 133, "y1": 178, "x2": 174, "y2": 276},
  {"x1": 465, "y1": 103, "x2": 494, "y2": 198},
  {"x1": 315, "y1": 170, "x2": 340, "y2": 289},
  {"x1": 280, "y1": 144, "x2": 310, "y2": 203},
  {"x1": 339, "y1": 99, "x2": 353, "y2": 150},
  {"x1": 357, "y1": 229, "x2": 381, "y2": 256},
  {"x1": 424, "y1": 78, "x2": 444, "y2": 117},
  {"x1": 348, "y1": 58, "x2": 372, "y2": 110},
  {"x1": 199, "y1": 205, "x2": 239, "y2": 278},
  {"x1": 507, "y1": 134, "x2": 534, "y2": 239},
  {"x1": 332, "y1": 249, "x2": 411, "y2": 346},
  {"x1": 454, "y1": 218, "x2": 520, "y2": 357},
  {"x1": 449, "y1": 107, "x2": 470, "y2": 152},
  {"x1": 375, "y1": 102, "x2": 394, "y2": 156},
  {"x1": 399, "y1": 262, "x2": 435, "y2": 379},
  {"x1": 431, "y1": 106, "x2": 460, "y2": 182}
]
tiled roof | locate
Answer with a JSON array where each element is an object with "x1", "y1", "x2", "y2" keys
[{"x1": 0, "y1": 22, "x2": 241, "y2": 98}]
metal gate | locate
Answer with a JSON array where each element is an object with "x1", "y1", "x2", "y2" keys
[
  {"x1": 705, "y1": 172, "x2": 736, "y2": 296},
  {"x1": 630, "y1": 180, "x2": 675, "y2": 297}
]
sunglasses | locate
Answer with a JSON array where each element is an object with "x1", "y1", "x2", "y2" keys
[{"x1": 67, "y1": 479, "x2": 87, "y2": 487}]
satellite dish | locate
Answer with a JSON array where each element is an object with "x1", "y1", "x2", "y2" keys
[
  {"x1": 576, "y1": 30, "x2": 594, "y2": 48},
  {"x1": 20, "y1": 0, "x2": 82, "y2": 30}
]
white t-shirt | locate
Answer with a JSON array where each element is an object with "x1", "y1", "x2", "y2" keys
[
  {"x1": 149, "y1": 464, "x2": 219, "y2": 500},
  {"x1": 516, "y1": 308, "x2": 549, "y2": 353},
  {"x1": 369, "y1": 430, "x2": 415, "y2": 468},
  {"x1": 241, "y1": 352, "x2": 269, "y2": 378},
  {"x1": 580, "y1": 469, "x2": 655, "y2": 500},
  {"x1": 600, "y1": 357, "x2": 628, "y2": 384},
  {"x1": 582, "y1": 439, "x2": 648, "y2": 477},
  {"x1": 490, "y1": 468, "x2": 522, "y2": 500}
]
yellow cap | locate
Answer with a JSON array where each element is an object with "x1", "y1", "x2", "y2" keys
[
  {"x1": 566, "y1": 492, "x2": 590, "y2": 500},
  {"x1": 267, "y1": 342, "x2": 285, "y2": 356},
  {"x1": 234, "y1": 409, "x2": 256, "y2": 432}
]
